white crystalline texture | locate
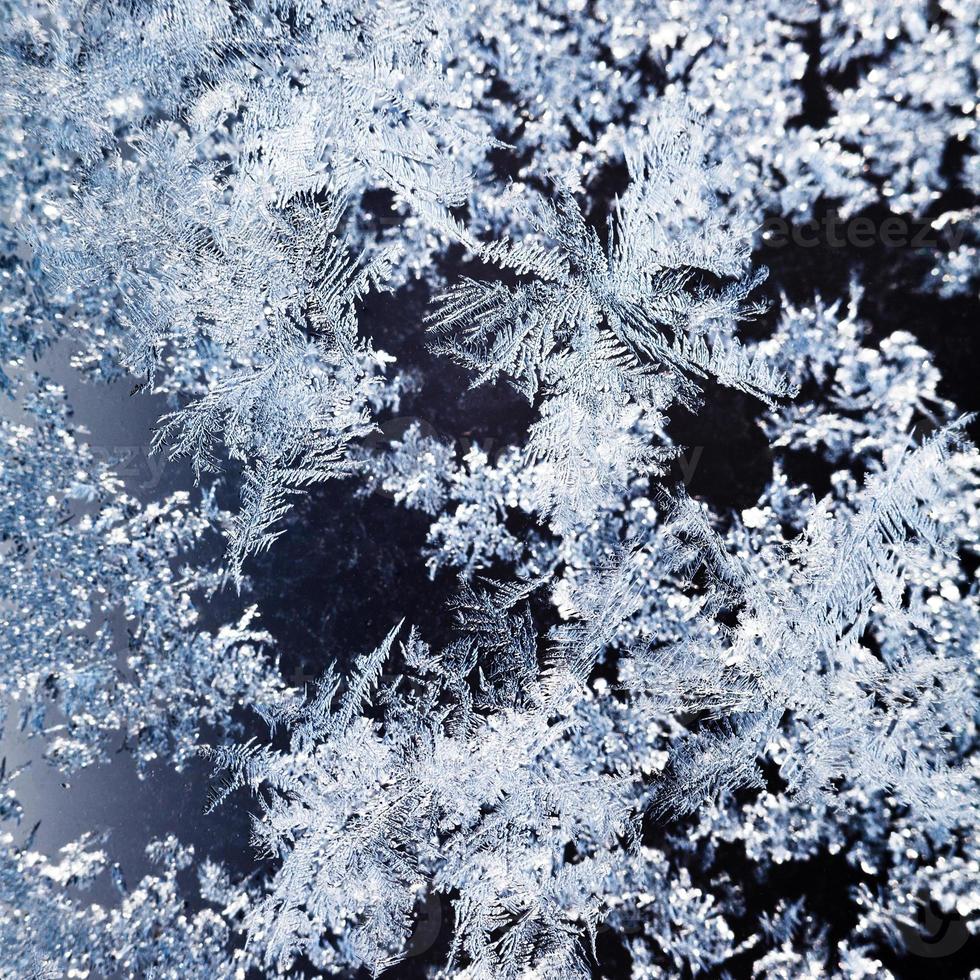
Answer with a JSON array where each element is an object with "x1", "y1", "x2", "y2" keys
[{"x1": 0, "y1": 1, "x2": 978, "y2": 978}]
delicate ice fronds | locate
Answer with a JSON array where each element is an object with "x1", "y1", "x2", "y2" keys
[
  {"x1": 548, "y1": 546, "x2": 655, "y2": 685},
  {"x1": 46, "y1": 159, "x2": 390, "y2": 578},
  {"x1": 627, "y1": 423, "x2": 980, "y2": 818},
  {"x1": 6, "y1": 0, "x2": 500, "y2": 576},
  {"x1": 207, "y1": 592, "x2": 645, "y2": 977},
  {"x1": 432, "y1": 101, "x2": 791, "y2": 407},
  {"x1": 330, "y1": 620, "x2": 403, "y2": 735},
  {"x1": 429, "y1": 102, "x2": 792, "y2": 527}
]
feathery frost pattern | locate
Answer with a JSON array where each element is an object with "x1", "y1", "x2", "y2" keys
[{"x1": 1, "y1": 0, "x2": 978, "y2": 977}]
